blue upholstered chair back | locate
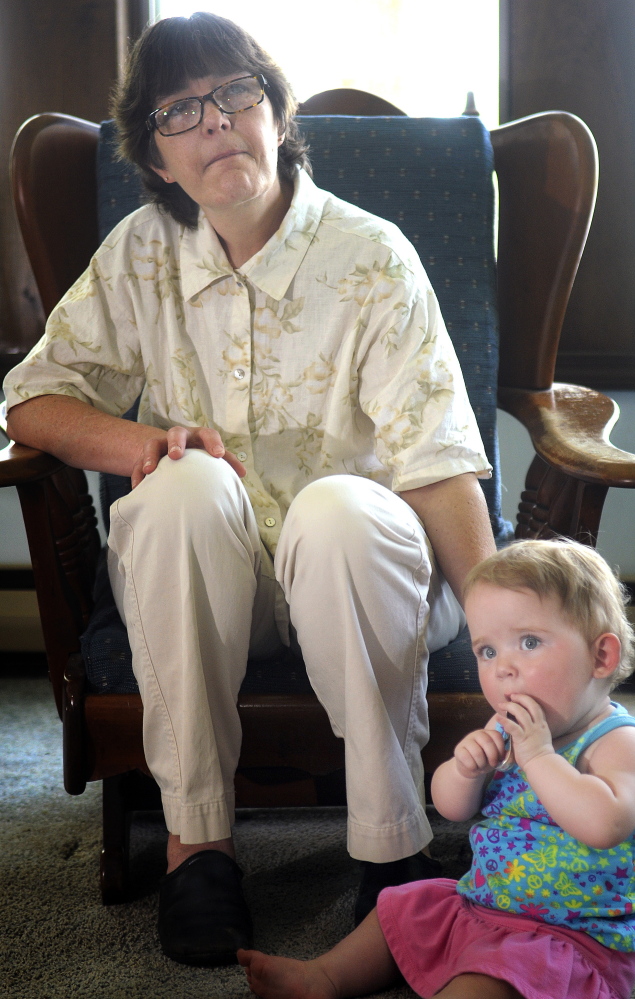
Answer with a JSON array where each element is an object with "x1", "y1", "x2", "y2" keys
[{"x1": 83, "y1": 115, "x2": 510, "y2": 697}]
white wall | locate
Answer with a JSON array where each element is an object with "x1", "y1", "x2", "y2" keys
[
  {"x1": 0, "y1": 466, "x2": 106, "y2": 565},
  {"x1": 2, "y1": 391, "x2": 635, "y2": 575}
]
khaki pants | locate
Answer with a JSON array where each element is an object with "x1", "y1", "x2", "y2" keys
[{"x1": 107, "y1": 451, "x2": 464, "y2": 862}]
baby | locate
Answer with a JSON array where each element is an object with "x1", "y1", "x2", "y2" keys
[{"x1": 239, "y1": 539, "x2": 635, "y2": 999}]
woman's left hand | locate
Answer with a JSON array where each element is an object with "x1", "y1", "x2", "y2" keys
[
  {"x1": 131, "y1": 424, "x2": 246, "y2": 488},
  {"x1": 495, "y1": 694, "x2": 555, "y2": 770}
]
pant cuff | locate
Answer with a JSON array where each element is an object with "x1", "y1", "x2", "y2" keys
[
  {"x1": 347, "y1": 805, "x2": 433, "y2": 862},
  {"x1": 161, "y1": 791, "x2": 236, "y2": 845}
]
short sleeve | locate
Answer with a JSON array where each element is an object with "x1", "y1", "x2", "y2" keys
[
  {"x1": 3, "y1": 250, "x2": 145, "y2": 417},
  {"x1": 355, "y1": 250, "x2": 492, "y2": 492}
]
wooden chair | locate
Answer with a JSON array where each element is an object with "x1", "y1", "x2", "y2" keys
[{"x1": 3, "y1": 91, "x2": 635, "y2": 903}]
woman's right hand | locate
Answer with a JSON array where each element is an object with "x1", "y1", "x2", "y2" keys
[
  {"x1": 453, "y1": 720, "x2": 507, "y2": 780},
  {"x1": 131, "y1": 425, "x2": 247, "y2": 488}
]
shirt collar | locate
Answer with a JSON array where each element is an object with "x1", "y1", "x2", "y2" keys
[
  {"x1": 179, "y1": 167, "x2": 328, "y2": 302},
  {"x1": 180, "y1": 214, "x2": 233, "y2": 302}
]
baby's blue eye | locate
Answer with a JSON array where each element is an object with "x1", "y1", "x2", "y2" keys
[
  {"x1": 521, "y1": 635, "x2": 540, "y2": 651},
  {"x1": 480, "y1": 646, "x2": 496, "y2": 660}
]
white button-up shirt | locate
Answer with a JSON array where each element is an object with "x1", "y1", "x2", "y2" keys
[{"x1": 4, "y1": 167, "x2": 490, "y2": 552}]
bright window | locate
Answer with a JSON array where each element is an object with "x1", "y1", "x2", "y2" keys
[{"x1": 155, "y1": 1, "x2": 499, "y2": 128}]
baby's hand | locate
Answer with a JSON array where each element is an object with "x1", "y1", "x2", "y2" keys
[
  {"x1": 454, "y1": 722, "x2": 507, "y2": 779},
  {"x1": 496, "y1": 695, "x2": 555, "y2": 770}
]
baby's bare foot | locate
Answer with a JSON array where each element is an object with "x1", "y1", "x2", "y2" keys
[{"x1": 238, "y1": 948, "x2": 338, "y2": 999}]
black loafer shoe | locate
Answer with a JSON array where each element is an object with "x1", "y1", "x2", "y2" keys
[
  {"x1": 158, "y1": 850, "x2": 253, "y2": 966},
  {"x1": 354, "y1": 851, "x2": 443, "y2": 926}
]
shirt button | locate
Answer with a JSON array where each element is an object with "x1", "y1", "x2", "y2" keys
[
  {"x1": 264, "y1": 517, "x2": 276, "y2": 528},
  {"x1": 234, "y1": 368, "x2": 246, "y2": 380},
  {"x1": 236, "y1": 451, "x2": 247, "y2": 461}
]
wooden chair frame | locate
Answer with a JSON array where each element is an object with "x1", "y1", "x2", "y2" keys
[{"x1": 3, "y1": 96, "x2": 635, "y2": 901}]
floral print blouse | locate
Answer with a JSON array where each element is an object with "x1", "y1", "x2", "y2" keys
[{"x1": 4, "y1": 167, "x2": 490, "y2": 552}]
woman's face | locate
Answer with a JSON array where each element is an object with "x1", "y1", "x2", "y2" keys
[{"x1": 151, "y1": 71, "x2": 285, "y2": 225}]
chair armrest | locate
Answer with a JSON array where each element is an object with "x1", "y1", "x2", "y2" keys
[
  {"x1": 498, "y1": 383, "x2": 635, "y2": 488},
  {"x1": 0, "y1": 439, "x2": 64, "y2": 487}
]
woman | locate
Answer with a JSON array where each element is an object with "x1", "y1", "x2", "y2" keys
[{"x1": 4, "y1": 12, "x2": 495, "y2": 967}]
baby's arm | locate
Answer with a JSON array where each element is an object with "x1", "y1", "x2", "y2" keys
[
  {"x1": 431, "y1": 720, "x2": 506, "y2": 821},
  {"x1": 500, "y1": 694, "x2": 635, "y2": 849}
]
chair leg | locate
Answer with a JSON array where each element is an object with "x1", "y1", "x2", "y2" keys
[
  {"x1": 100, "y1": 771, "x2": 163, "y2": 904},
  {"x1": 100, "y1": 774, "x2": 130, "y2": 904},
  {"x1": 62, "y1": 653, "x2": 88, "y2": 795}
]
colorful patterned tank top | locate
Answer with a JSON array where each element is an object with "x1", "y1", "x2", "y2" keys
[{"x1": 457, "y1": 702, "x2": 635, "y2": 950}]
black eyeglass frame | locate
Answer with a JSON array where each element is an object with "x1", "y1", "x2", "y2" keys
[{"x1": 146, "y1": 74, "x2": 268, "y2": 136}]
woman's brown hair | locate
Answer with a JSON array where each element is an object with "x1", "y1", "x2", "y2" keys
[{"x1": 112, "y1": 11, "x2": 311, "y2": 228}]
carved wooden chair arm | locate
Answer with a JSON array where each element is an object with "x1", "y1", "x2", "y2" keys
[
  {"x1": 498, "y1": 383, "x2": 635, "y2": 544},
  {"x1": 0, "y1": 439, "x2": 65, "y2": 487},
  {"x1": 498, "y1": 384, "x2": 635, "y2": 487}
]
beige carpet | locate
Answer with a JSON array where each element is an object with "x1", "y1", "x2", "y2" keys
[{"x1": 3, "y1": 674, "x2": 633, "y2": 999}]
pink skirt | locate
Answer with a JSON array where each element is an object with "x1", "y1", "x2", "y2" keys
[{"x1": 377, "y1": 879, "x2": 635, "y2": 999}]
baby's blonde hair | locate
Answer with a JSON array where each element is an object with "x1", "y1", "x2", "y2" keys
[{"x1": 464, "y1": 539, "x2": 635, "y2": 689}]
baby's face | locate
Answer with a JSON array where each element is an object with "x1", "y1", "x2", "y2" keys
[{"x1": 465, "y1": 582, "x2": 608, "y2": 740}]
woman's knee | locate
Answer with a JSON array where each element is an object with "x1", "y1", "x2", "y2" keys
[
  {"x1": 282, "y1": 474, "x2": 414, "y2": 557},
  {"x1": 115, "y1": 449, "x2": 246, "y2": 525}
]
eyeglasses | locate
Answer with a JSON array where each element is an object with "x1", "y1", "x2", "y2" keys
[{"x1": 147, "y1": 74, "x2": 267, "y2": 136}]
